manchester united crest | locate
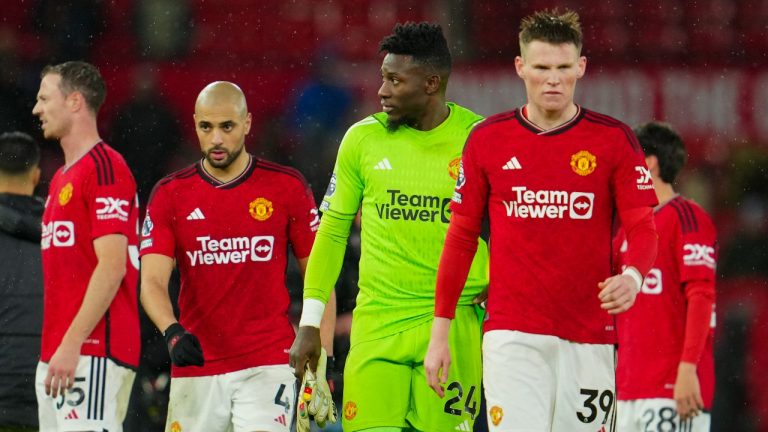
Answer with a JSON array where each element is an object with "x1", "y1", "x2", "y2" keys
[
  {"x1": 344, "y1": 401, "x2": 357, "y2": 420},
  {"x1": 570, "y1": 150, "x2": 597, "y2": 176},
  {"x1": 58, "y1": 182, "x2": 73, "y2": 206},
  {"x1": 490, "y1": 405, "x2": 503, "y2": 426},
  {"x1": 448, "y1": 156, "x2": 462, "y2": 180},
  {"x1": 249, "y1": 197, "x2": 273, "y2": 221},
  {"x1": 170, "y1": 421, "x2": 182, "y2": 432}
]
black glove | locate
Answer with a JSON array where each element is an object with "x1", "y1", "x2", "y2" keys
[{"x1": 164, "y1": 323, "x2": 204, "y2": 367}]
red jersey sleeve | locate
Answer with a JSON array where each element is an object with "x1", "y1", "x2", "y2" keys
[
  {"x1": 86, "y1": 159, "x2": 137, "y2": 240},
  {"x1": 611, "y1": 128, "x2": 658, "y2": 211},
  {"x1": 140, "y1": 182, "x2": 176, "y2": 258},
  {"x1": 676, "y1": 206, "x2": 717, "y2": 283},
  {"x1": 287, "y1": 176, "x2": 318, "y2": 259},
  {"x1": 450, "y1": 131, "x2": 489, "y2": 219}
]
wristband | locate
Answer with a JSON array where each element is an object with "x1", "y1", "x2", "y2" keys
[
  {"x1": 623, "y1": 267, "x2": 643, "y2": 293},
  {"x1": 299, "y1": 298, "x2": 326, "y2": 328}
]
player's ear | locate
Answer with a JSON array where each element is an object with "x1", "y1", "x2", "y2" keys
[
  {"x1": 577, "y1": 56, "x2": 587, "y2": 78},
  {"x1": 514, "y1": 56, "x2": 525, "y2": 78},
  {"x1": 244, "y1": 113, "x2": 252, "y2": 134},
  {"x1": 645, "y1": 155, "x2": 660, "y2": 177},
  {"x1": 425, "y1": 74, "x2": 441, "y2": 95}
]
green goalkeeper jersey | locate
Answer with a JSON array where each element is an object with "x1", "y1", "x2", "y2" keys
[{"x1": 307, "y1": 102, "x2": 489, "y2": 345}]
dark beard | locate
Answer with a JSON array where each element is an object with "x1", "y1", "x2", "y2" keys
[{"x1": 203, "y1": 145, "x2": 244, "y2": 169}]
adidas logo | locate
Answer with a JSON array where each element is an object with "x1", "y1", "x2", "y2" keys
[
  {"x1": 502, "y1": 156, "x2": 522, "y2": 170},
  {"x1": 274, "y1": 413, "x2": 287, "y2": 426},
  {"x1": 455, "y1": 419, "x2": 471, "y2": 431},
  {"x1": 64, "y1": 409, "x2": 79, "y2": 420},
  {"x1": 186, "y1": 208, "x2": 205, "y2": 220},
  {"x1": 374, "y1": 158, "x2": 393, "y2": 170}
]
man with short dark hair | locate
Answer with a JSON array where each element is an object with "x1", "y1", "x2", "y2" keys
[
  {"x1": 0, "y1": 131, "x2": 44, "y2": 431},
  {"x1": 290, "y1": 22, "x2": 489, "y2": 432},
  {"x1": 615, "y1": 122, "x2": 717, "y2": 431},
  {"x1": 32, "y1": 61, "x2": 140, "y2": 432}
]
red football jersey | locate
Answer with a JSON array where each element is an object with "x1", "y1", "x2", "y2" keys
[
  {"x1": 453, "y1": 107, "x2": 658, "y2": 344},
  {"x1": 616, "y1": 196, "x2": 717, "y2": 408},
  {"x1": 140, "y1": 156, "x2": 318, "y2": 378},
  {"x1": 41, "y1": 142, "x2": 140, "y2": 368}
]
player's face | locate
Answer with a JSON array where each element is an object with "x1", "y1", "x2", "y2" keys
[
  {"x1": 32, "y1": 74, "x2": 73, "y2": 140},
  {"x1": 378, "y1": 53, "x2": 430, "y2": 131},
  {"x1": 194, "y1": 103, "x2": 252, "y2": 170},
  {"x1": 515, "y1": 40, "x2": 586, "y2": 114}
]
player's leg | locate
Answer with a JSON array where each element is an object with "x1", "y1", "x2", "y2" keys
[
  {"x1": 230, "y1": 364, "x2": 295, "y2": 432},
  {"x1": 482, "y1": 330, "x2": 558, "y2": 431},
  {"x1": 35, "y1": 361, "x2": 58, "y2": 432},
  {"x1": 618, "y1": 399, "x2": 709, "y2": 432},
  {"x1": 342, "y1": 333, "x2": 412, "y2": 431},
  {"x1": 410, "y1": 306, "x2": 482, "y2": 431},
  {"x1": 166, "y1": 373, "x2": 233, "y2": 432},
  {"x1": 552, "y1": 341, "x2": 616, "y2": 431},
  {"x1": 35, "y1": 356, "x2": 136, "y2": 432}
]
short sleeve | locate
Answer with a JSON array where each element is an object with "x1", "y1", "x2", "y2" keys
[
  {"x1": 139, "y1": 182, "x2": 176, "y2": 258},
  {"x1": 450, "y1": 130, "x2": 489, "y2": 220},
  {"x1": 319, "y1": 127, "x2": 364, "y2": 220},
  {"x1": 612, "y1": 128, "x2": 659, "y2": 211},
  {"x1": 287, "y1": 175, "x2": 319, "y2": 259},
  {"x1": 87, "y1": 159, "x2": 137, "y2": 240}
]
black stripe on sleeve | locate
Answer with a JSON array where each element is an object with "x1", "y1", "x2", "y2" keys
[{"x1": 88, "y1": 152, "x2": 104, "y2": 186}]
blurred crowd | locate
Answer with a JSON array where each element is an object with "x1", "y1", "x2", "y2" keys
[{"x1": 0, "y1": 1, "x2": 766, "y2": 431}]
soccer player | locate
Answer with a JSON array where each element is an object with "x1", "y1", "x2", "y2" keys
[
  {"x1": 424, "y1": 10, "x2": 659, "y2": 430},
  {"x1": 615, "y1": 122, "x2": 717, "y2": 432},
  {"x1": 32, "y1": 61, "x2": 140, "y2": 431},
  {"x1": 290, "y1": 22, "x2": 490, "y2": 432},
  {"x1": 140, "y1": 81, "x2": 334, "y2": 432}
]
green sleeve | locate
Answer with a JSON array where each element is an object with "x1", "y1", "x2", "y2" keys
[
  {"x1": 303, "y1": 213, "x2": 353, "y2": 302},
  {"x1": 304, "y1": 123, "x2": 366, "y2": 302}
]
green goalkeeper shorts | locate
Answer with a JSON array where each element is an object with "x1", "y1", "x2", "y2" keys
[{"x1": 341, "y1": 305, "x2": 483, "y2": 431}]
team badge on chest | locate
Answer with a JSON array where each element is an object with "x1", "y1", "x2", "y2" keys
[
  {"x1": 448, "y1": 156, "x2": 461, "y2": 180},
  {"x1": 570, "y1": 150, "x2": 597, "y2": 176},
  {"x1": 58, "y1": 182, "x2": 74, "y2": 206},
  {"x1": 249, "y1": 197, "x2": 273, "y2": 221}
]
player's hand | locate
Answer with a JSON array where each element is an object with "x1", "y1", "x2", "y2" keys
[
  {"x1": 598, "y1": 274, "x2": 639, "y2": 314},
  {"x1": 164, "y1": 323, "x2": 204, "y2": 367},
  {"x1": 45, "y1": 340, "x2": 81, "y2": 398},
  {"x1": 674, "y1": 362, "x2": 704, "y2": 421},
  {"x1": 472, "y1": 287, "x2": 489, "y2": 309},
  {"x1": 289, "y1": 326, "x2": 321, "y2": 381},
  {"x1": 425, "y1": 317, "x2": 452, "y2": 398},
  {"x1": 307, "y1": 349, "x2": 338, "y2": 427}
]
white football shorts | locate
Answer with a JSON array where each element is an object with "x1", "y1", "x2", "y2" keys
[
  {"x1": 617, "y1": 399, "x2": 710, "y2": 432},
  {"x1": 165, "y1": 364, "x2": 296, "y2": 432},
  {"x1": 36, "y1": 356, "x2": 136, "y2": 432},
  {"x1": 483, "y1": 330, "x2": 617, "y2": 431}
]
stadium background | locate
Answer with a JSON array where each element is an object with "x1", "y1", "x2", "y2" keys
[{"x1": 1, "y1": 0, "x2": 766, "y2": 431}]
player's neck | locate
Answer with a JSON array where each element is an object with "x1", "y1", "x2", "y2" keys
[
  {"x1": 59, "y1": 121, "x2": 102, "y2": 168},
  {"x1": 654, "y1": 182, "x2": 677, "y2": 206},
  {"x1": 414, "y1": 98, "x2": 449, "y2": 131},
  {"x1": 203, "y1": 152, "x2": 251, "y2": 183},
  {"x1": 524, "y1": 103, "x2": 578, "y2": 131}
]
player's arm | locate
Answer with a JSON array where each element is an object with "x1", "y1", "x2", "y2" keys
[
  {"x1": 140, "y1": 253, "x2": 176, "y2": 334},
  {"x1": 290, "y1": 213, "x2": 352, "y2": 380},
  {"x1": 45, "y1": 234, "x2": 127, "y2": 398},
  {"x1": 598, "y1": 206, "x2": 658, "y2": 314},
  {"x1": 675, "y1": 279, "x2": 715, "y2": 420},
  {"x1": 297, "y1": 257, "x2": 337, "y2": 360}
]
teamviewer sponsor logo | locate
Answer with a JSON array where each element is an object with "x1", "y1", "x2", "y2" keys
[
  {"x1": 95, "y1": 197, "x2": 130, "y2": 221},
  {"x1": 41, "y1": 221, "x2": 75, "y2": 249},
  {"x1": 503, "y1": 187, "x2": 594, "y2": 219},
  {"x1": 375, "y1": 189, "x2": 451, "y2": 223},
  {"x1": 186, "y1": 235, "x2": 274, "y2": 267}
]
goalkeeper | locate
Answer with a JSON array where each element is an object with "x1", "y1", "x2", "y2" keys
[{"x1": 290, "y1": 22, "x2": 489, "y2": 432}]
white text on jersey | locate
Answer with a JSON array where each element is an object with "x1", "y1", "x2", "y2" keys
[
  {"x1": 186, "y1": 235, "x2": 274, "y2": 266},
  {"x1": 503, "y1": 187, "x2": 594, "y2": 220}
]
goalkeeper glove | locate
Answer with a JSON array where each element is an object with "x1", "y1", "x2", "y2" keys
[
  {"x1": 164, "y1": 323, "x2": 204, "y2": 367},
  {"x1": 297, "y1": 348, "x2": 338, "y2": 429}
]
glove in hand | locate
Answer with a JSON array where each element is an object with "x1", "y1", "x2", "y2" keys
[{"x1": 164, "y1": 323, "x2": 204, "y2": 367}]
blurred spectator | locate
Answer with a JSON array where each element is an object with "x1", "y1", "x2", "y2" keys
[
  {"x1": 33, "y1": 0, "x2": 104, "y2": 62},
  {"x1": 0, "y1": 31, "x2": 34, "y2": 134},
  {"x1": 109, "y1": 64, "x2": 182, "y2": 206},
  {"x1": 287, "y1": 46, "x2": 354, "y2": 202},
  {"x1": 0, "y1": 131, "x2": 43, "y2": 431},
  {"x1": 134, "y1": 0, "x2": 192, "y2": 60}
]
